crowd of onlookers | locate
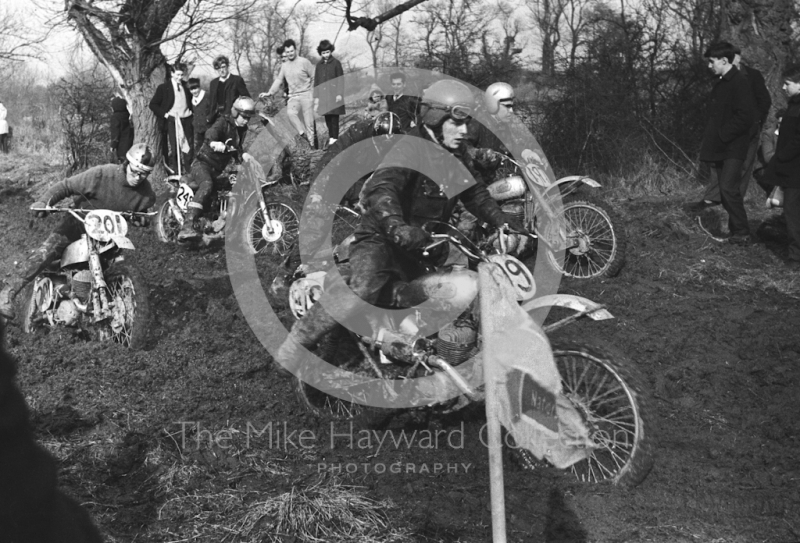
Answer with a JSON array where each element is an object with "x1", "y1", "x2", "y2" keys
[{"x1": 693, "y1": 41, "x2": 800, "y2": 268}]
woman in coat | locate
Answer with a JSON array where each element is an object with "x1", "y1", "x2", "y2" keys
[{"x1": 313, "y1": 40, "x2": 345, "y2": 147}]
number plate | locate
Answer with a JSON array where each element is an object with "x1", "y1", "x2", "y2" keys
[
  {"x1": 487, "y1": 254, "x2": 536, "y2": 301},
  {"x1": 176, "y1": 183, "x2": 194, "y2": 211},
  {"x1": 85, "y1": 210, "x2": 128, "y2": 243}
]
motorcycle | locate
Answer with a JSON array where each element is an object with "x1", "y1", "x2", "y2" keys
[
  {"x1": 154, "y1": 153, "x2": 299, "y2": 257},
  {"x1": 285, "y1": 224, "x2": 653, "y2": 487},
  {"x1": 18, "y1": 207, "x2": 153, "y2": 350},
  {"x1": 485, "y1": 155, "x2": 626, "y2": 279}
]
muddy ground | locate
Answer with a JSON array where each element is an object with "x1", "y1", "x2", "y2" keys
[{"x1": 1, "y1": 152, "x2": 799, "y2": 543}]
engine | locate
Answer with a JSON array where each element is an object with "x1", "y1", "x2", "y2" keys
[{"x1": 436, "y1": 320, "x2": 478, "y2": 366}]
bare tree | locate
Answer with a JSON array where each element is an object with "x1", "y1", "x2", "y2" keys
[
  {"x1": 527, "y1": 0, "x2": 566, "y2": 75},
  {"x1": 289, "y1": 4, "x2": 320, "y2": 56},
  {"x1": 0, "y1": 3, "x2": 48, "y2": 64},
  {"x1": 61, "y1": 0, "x2": 255, "y2": 171}
]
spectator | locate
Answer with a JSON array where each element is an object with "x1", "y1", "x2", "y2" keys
[
  {"x1": 755, "y1": 109, "x2": 783, "y2": 196},
  {"x1": 386, "y1": 71, "x2": 419, "y2": 132},
  {"x1": 761, "y1": 65, "x2": 800, "y2": 267},
  {"x1": 109, "y1": 91, "x2": 133, "y2": 163},
  {"x1": 0, "y1": 100, "x2": 8, "y2": 153},
  {"x1": 187, "y1": 78, "x2": 210, "y2": 153},
  {"x1": 697, "y1": 41, "x2": 757, "y2": 245},
  {"x1": 0, "y1": 321, "x2": 104, "y2": 543},
  {"x1": 207, "y1": 55, "x2": 250, "y2": 127},
  {"x1": 274, "y1": 46, "x2": 290, "y2": 105},
  {"x1": 149, "y1": 62, "x2": 194, "y2": 173},
  {"x1": 313, "y1": 39, "x2": 345, "y2": 148},
  {"x1": 698, "y1": 46, "x2": 773, "y2": 208},
  {"x1": 363, "y1": 83, "x2": 387, "y2": 120},
  {"x1": 261, "y1": 39, "x2": 316, "y2": 147}
]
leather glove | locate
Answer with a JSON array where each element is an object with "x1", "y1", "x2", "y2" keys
[
  {"x1": 391, "y1": 224, "x2": 432, "y2": 252},
  {"x1": 210, "y1": 141, "x2": 226, "y2": 153},
  {"x1": 503, "y1": 216, "x2": 530, "y2": 236},
  {"x1": 132, "y1": 215, "x2": 150, "y2": 228},
  {"x1": 31, "y1": 201, "x2": 48, "y2": 218}
]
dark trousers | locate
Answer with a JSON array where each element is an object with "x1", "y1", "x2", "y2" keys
[
  {"x1": 290, "y1": 233, "x2": 427, "y2": 343},
  {"x1": 0, "y1": 133, "x2": 8, "y2": 153},
  {"x1": 324, "y1": 115, "x2": 340, "y2": 140},
  {"x1": 164, "y1": 116, "x2": 194, "y2": 174},
  {"x1": 784, "y1": 187, "x2": 800, "y2": 262},
  {"x1": 193, "y1": 131, "x2": 205, "y2": 155},
  {"x1": 186, "y1": 160, "x2": 221, "y2": 210},
  {"x1": 703, "y1": 128, "x2": 761, "y2": 203},
  {"x1": 713, "y1": 158, "x2": 750, "y2": 236}
]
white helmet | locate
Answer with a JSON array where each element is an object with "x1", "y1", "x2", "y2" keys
[
  {"x1": 484, "y1": 82, "x2": 515, "y2": 114},
  {"x1": 126, "y1": 143, "x2": 155, "y2": 174}
]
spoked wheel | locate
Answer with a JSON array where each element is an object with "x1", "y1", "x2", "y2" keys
[
  {"x1": 103, "y1": 263, "x2": 151, "y2": 350},
  {"x1": 553, "y1": 341, "x2": 653, "y2": 487},
  {"x1": 293, "y1": 331, "x2": 395, "y2": 429},
  {"x1": 244, "y1": 201, "x2": 299, "y2": 257},
  {"x1": 546, "y1": 200, "x2": 626, "y2": 279},
  {"x1": 154, "y1": 199, "x2": 182, "y2": 243}
]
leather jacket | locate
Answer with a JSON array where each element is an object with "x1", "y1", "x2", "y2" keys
[{"x1": 359, "y1": 126, "x2": 507, "y2": 239}]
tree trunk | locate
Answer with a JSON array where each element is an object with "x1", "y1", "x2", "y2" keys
[
  {"x1": 723, "y1": 0, "x2": 795, "y2": 119},
  {"x1": 126, "y1": 66, "x2": 168, "y2": 182}
]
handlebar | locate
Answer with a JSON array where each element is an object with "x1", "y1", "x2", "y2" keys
[{"x1": 30, "y1": 206, "x2": 157, "y2": 220}]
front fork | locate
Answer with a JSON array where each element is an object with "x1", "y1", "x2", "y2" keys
[
  {"x1": 254, "y1": 186, "x2": 276, "y2": 236},
  {"x1": 86, "y1": 235, "x2": 111, "y2": 322}
]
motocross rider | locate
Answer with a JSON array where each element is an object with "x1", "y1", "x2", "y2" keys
[
  {"x1": 177, "y1": 95, "x2": 256, "y2": 242},
  {"x1": 275, "y1": 79, "x2": 527, "y2": 374},
  {"x1": 275, "y1": 111, "x2": 404, "y2": 284},
  {"x1": 0, "y1": 143, "x2": 157, "y2": 320}
]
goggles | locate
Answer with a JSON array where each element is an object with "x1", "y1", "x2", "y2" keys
[
  {"x1": 425, "y1": 103, "x2": 472, "y2": 121},
  {"x1": 237, "y1": 110, "x2": 255, "y2": 119},
  {"x1": 498, "y1": 100, "x2": 515, "y2": 109}
]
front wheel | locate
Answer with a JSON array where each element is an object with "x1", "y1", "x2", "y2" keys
[
  {"x1": 545, "y1": 199, "x2": 626, "y2": 279},
  {"x1": 243, "y1": 199, "x2": 299, "y2": 257},
  {"x1": 102, "y1": 263, "x2": 151, "y2": 350},
  {"x1": 554, "y1": 341, "x2": 654, "y2": 487},
  {"x1": 154, "y1": 198, "x2": 182, "y2": 243}
]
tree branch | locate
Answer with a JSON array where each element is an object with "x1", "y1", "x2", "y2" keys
[{"x1": 345, "y1": 0, "x2": 430, "y2": 31}]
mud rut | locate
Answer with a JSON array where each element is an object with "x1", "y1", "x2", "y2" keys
[{"x1": 1, "y1": 169, "x2": 799, "y2": 542}]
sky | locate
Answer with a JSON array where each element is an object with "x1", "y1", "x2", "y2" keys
[{"x1": 7, "y1": 0, "x2": 534, "y2": 81}]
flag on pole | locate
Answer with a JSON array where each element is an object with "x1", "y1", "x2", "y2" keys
[{"x1": 479, "y1": 261, "x2": 594, "y2": 541}]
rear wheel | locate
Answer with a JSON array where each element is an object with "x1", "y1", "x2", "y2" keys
[
  {"x1": 102, "y1": 263, "x2": 151, "y2": 350},
  {"x1": 293, "y1": 330, "x2": 396, "y2": 429},
  {"x1": 545, "y1": 199, "x2": 626, "y2": 279},
  {"x1": 154, "y1": 198, "x2": 182, "y2": 243},
  {"x1": 243, "y1": 199, "x2": 299, "y2": 257}
]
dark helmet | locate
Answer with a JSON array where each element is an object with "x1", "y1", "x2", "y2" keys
[
  {"x1": 231, "y1": 96, "x2": 256, "y2": 119},
  {"x1": 372, "y1": 112, "x2": 402, "y2": 138},
  {"x1": 419, "y1": 80, "x2": 474, "y2": 127},
  {"x1": 126, "y1": 143, "x2": 155, "y2": 174}
]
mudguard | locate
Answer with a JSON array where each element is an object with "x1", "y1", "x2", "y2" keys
[
  {"x1": 554, "y1": 175, "x2": 601, "y2": 189},
  {"x1": 61, "y1": 238, "x2": 90, "y2": 268},
  {"x1": 521, "y1": 294, "x2": 613, "y2": 320}
]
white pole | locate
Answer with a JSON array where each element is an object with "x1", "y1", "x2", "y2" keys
[
  {"x1": 480, "y1": 263, "x2": 508, "y2": 543},
  {"x1": 175, "y1": 115, "x2": 182, "y2": 178}
]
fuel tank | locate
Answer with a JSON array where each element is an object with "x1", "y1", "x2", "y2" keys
[
  {"x1": 487, "y1": 175, "x2": 526, "y2": 201},
  {"x1": 61, "y1": 238, "x2": 90, "y2": 268},
  {"x1": 394, "y1": 266, "x2": 478, "y2": 313}
]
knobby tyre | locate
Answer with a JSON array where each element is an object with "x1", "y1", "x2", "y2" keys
[
  {"x1": 546, "y1": 199, "x2": 626, "y2": 279},
  {"x1": 242, "y1": 197, "x2": 299, "y2": 257},
  {"x1": 154, "y1": 198, "x2": 181, "y2": 243},
  {"x1": 553, "y1": 340, "x2": 654, "y2": 486},
  {"x1": 103, "y1": 262, "x2": 151, "y2": 350},
  {"x1": 293, "y1": 329, "x2": 396, "y2": 429}
]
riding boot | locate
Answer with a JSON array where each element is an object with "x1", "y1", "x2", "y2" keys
[
  {"x1": 275, "y1": 302, "x2": 342, "y2": 378},
  {"x1": 177, "y1": 204, "x2": 202, "y2": 241}
]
